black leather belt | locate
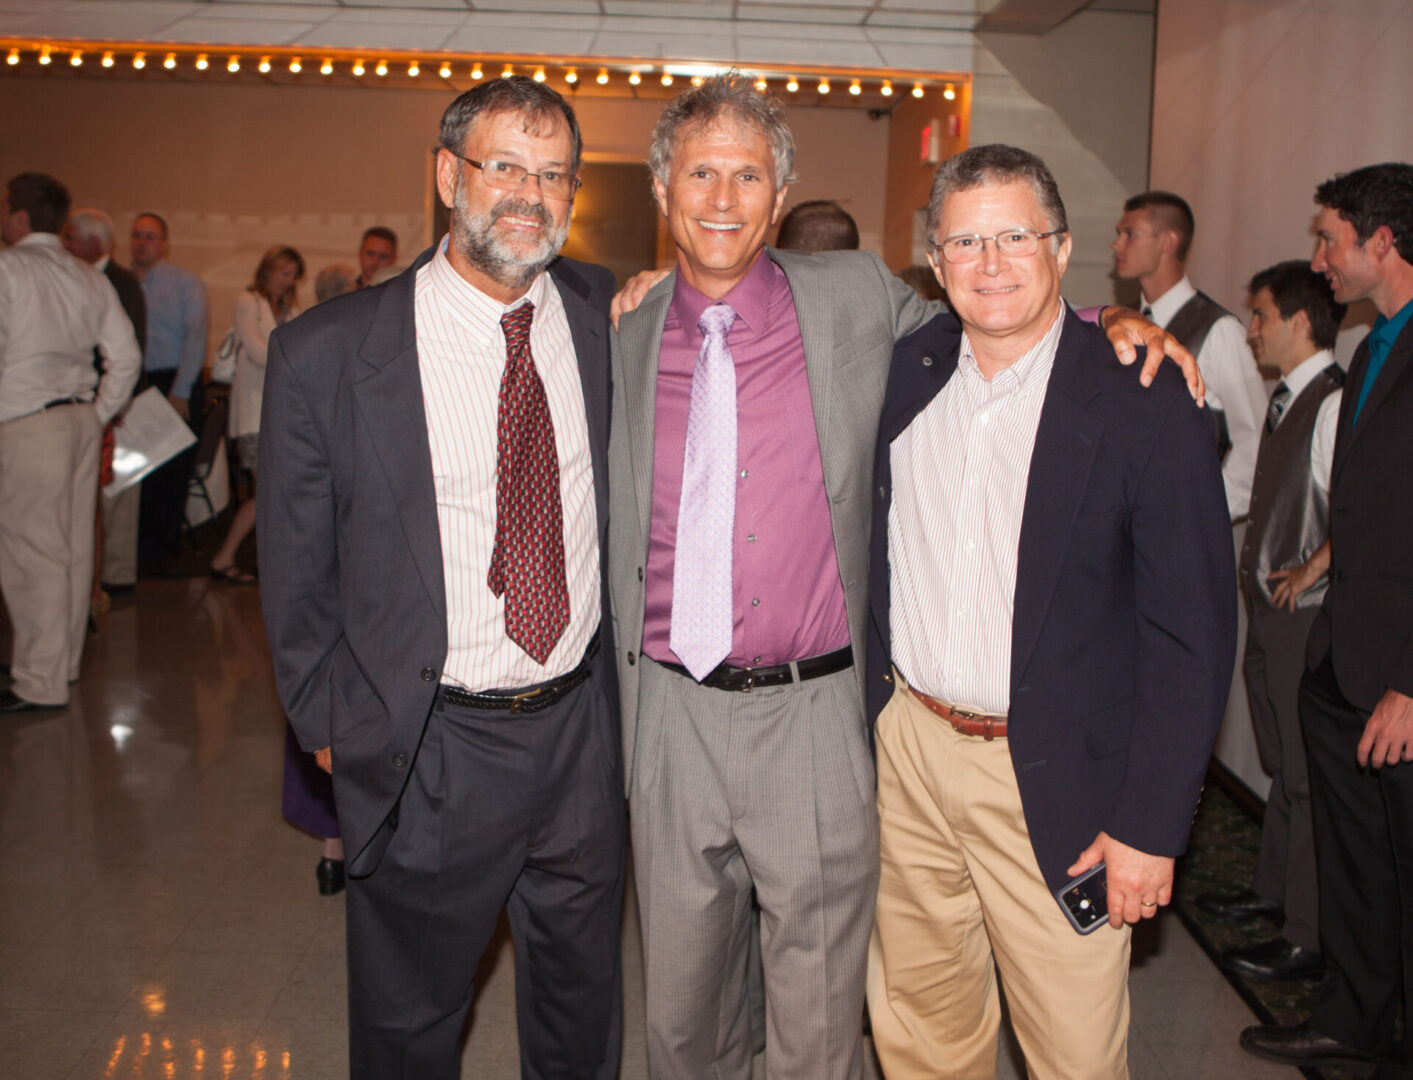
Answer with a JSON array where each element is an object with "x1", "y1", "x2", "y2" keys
[
  {"x1": 44, "y1": 396, "x2": 92, "y2": 410},
  {"x1": 659, "y1": 645, "x2": 853, "y2": 692},
  {"x1": 439, "y1": 631, "x2": 599, "y2": 715}
]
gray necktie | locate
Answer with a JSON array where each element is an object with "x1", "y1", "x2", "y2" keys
[
  {"x1": 670, "y1": 302, "x2": 739, "y2": 681},
  {"x1": 1267, "y1": 380, "x2": 1292, "y2": 434}
]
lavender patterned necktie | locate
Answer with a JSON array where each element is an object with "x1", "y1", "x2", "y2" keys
[{"x1": 670, "y1": 301, "x2": 739, "y2": 681}]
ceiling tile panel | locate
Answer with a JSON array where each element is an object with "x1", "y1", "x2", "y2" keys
[
  {"x1": 149, "y1": 15, "x2": 325, "y2": 43},
  {"x1": 441, "y1": 25, "x2": 601, "y2": 54},
  {"x1": 735, "y1": 36, "x2": 883, "y2": 65},
  {"x1": 601, "y1": 2, "x2": 733, "y2": 17},
  {"x1": 735, "y1": 4, "x2": 866, "y2": 24},
  {"x1": 468, "y1": 0, "x2": 601, "y2": 12}
]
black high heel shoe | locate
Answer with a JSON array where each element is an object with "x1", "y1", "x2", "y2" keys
[{"x1": 316, "y1": 857, "x2": 346, "y2": 895}]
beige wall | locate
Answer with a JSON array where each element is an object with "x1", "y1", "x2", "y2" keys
[
  {"x1": 971, "y1": 8, "x2": 1156, "y2": 307},
  {"x1": 1151, "y1": 0, "x2": 1413, "y2": 363},
  {"x1": 1, "y1": 73, "x2": 890, "y2": 359}
]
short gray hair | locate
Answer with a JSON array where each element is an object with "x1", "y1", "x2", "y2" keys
[
  {"x1": 926, "y1": 143, "x2": 1068, "y2": 247},
  {"x1": 67, "y1": 207, "x2": 114, "y2": 253},
  {"x1": 649, "y1": 73, "x2": 796, "y2": 191}
]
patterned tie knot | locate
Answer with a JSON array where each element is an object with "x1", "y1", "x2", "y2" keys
[
  {"x1": 699, "y1": 302, "x2": 737, "y2": 340},
  {"x1": 501, "y1": 301, "x2": 535, "y2": 350},
  {"x1": 1267, "y1": 380, "x2": 1292, "y2": 433}
]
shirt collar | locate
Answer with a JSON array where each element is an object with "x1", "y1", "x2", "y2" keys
[
  {"x1": 1281, "y1": 349, "x2": 1335, "y2": 398},
  {"x1": 1145, "y1": 275, "x2": 1196, "y2": 327},
  {"x1": 15, "y1": 231, "x2": 62, "y2": 251},
  {"x1": 1371, "y1": 296, "x2": 1413, "y2": 356},
  {"x1": 95, "y1": 254, "x2": 111, "y2": 273},
  {"x1": 424, "y1": 236, "x2": 547, "y2": 345},
  {"x1": 957, "y1": 300, "x2": 1065, "y2": 395},
  {"x1": 668, "y1": 248, "x2": 775, "y2": 343}
]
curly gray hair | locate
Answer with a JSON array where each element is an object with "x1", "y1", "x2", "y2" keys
[{"x1": 649, "y1": 73, "x2": 796, "y2": 191}]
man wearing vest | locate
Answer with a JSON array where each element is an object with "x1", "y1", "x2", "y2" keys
[
  {"x1": 1113, "y1": 191, "x2": 1267, "y2": 521},
  {"x1": 1202, "y1": 261, "x2": 1345, "y2": 983},
  {"x1": 1241, "y1": 163, "x2": 1413, "y2": 1074}
]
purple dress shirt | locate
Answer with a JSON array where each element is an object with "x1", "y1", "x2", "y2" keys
[{"x1": 642, "y1": 252, "x2": 850, "y2": 669}]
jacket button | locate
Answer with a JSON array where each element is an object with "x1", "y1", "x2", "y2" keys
[
  {"x1": 421, "y1": 667, "x2": 436, "y2": 682},
  {"x1": 922, "y1": 355, "x2": 934, "y2": 367},
  {"x1": 392, "y1": 753, "x2": 408, "y2": 768},
  {"x1": 638, "y1": 566, "x2": 644, "y2": 582},
  {"x1": 627, "y1": 651, "x2": 636, "y2": 666},
  {"x1": 878, "y1": 485, "x2": 886, "y2": 498}
]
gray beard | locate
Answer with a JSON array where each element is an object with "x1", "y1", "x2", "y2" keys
[{"x1": 451, "y1": 184, "x2": 569, "y2": 291}]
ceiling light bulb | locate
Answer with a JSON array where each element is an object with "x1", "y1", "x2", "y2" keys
[
  {"x1": 533, "y1": 66, "x2": 546, "y2": 83},
  {"x1": 375, "y1": 60, "x2": 388, "y2": 76},
  {"x1": 817, "y1": 78, "x2": 830, "y2": 94},
  {"x1": 133, "y1": 52, "x2": 146, "y2": 69},
  {"x1": 660, "y1": 72, "x2": 673, "y2": 86},
  {"x1": 350, "y1": 59, "x2": 363, "y2": 76},
  {"x1": 259, "y1": 56, "x2": 272, "y2": 73},
  {"x1": 320, "y1": 58, "x2": 333, "y2": 76},
  {"x1": 471, "y1": 64, "x2": 483, "y2": 79},
  {"x1": 288, "y1": 57, "x2": 302, "y2": 74},
  {"x1": 38, "y1": 46, "x2": 51, "y2": 66},
  {"x1": 227, "y1": 55, "x2": 240, "y2": 73},
  {"x1": 754, "y1": 76, "x2": 767, "y2": 92},
  {"x1": 880, "y1": 79, "x2": 893, "y2": 97},
  {"x1": 596, "y1": 68, "x2": 609, "y2": 85},
  {"x1": 195, "y1": 54, "x2": 209, "y2": 71},
  {"x1": 849, "y1": 79, "x2": 861, "y2": 96},
  {"x1": 407, "y1": 61, "x2": 419, "y2": 77},
  {"x1": 943, "y1": 82, "x2": 956, "y2": 101},
  {"x1": 912, "y1": 82, "x2": 924, "y2": 98},
  {"x1": 101, "y1": 51, "x2": 114, "y2": 68},
  {"x1": 7, "y1": 49, "x2": 20, "y2": 66},
  {"x1": 163, "y1": 52, "x2": 176, "y2": 70},
  {"x1": 628, "y1": 70, "x2": 641, "y2": 86},
  {"x1": 70, "y1": 51, "x2": 83, "y2": 67},
  {"x1": 439, "y1": 62, "x2": 451, "y2": 78},
  {"x1": 501, "y1": 64, "x2": 514, "y2": 78},
  {"x1": 785, "y1": 77, "x2": 799, "y2": 93},
  {"x1": 690, "y1": 75, "x2": 704, "y2": 87},
  {"x1": 565, "y1": 68, "x2": 579, "y2": 84}
]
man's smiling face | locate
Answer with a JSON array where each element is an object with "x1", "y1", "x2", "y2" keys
[{"x1": 653, "y1": 116, "x2": 788, "y2": 299}]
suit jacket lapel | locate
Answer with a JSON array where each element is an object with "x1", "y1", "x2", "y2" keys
[
  {"x1": 351, "y1": 251, "x2": 447, "y2": 627},
  {"x1": 621, "y1": 278, "x2": 674, "y2": 551},
  {"x1": 1335, "y1": 323, "x2": 1413, "y2": 479},
  {"x1": 1011, "y1": 314, "x2": 1103, "y2": 686},
  {"x1": 769, "y1": 249, "x2": 838, "y2": 488},
  {"x1": 550, "y1": 261, "x2": 610, "y2": 532}
]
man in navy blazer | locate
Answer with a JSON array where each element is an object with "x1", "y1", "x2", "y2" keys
[
  {"x1": 258, "y1": 79, "x2": 623, "y2": 1079},
  {"x1": 863, "y1": 144, "x2": 1235, "y2": 1078}
]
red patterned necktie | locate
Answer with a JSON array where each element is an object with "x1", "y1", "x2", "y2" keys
[{"x1": 487, "y1": 301, "x2": 569, "y2": 664}]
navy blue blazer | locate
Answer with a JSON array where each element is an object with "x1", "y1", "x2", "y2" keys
[
  {"x1": 258, "y1": 247, "x2": 619, "y2": 876},
  {"x1": 865, "y1": 307, "x2": 1236, "y2": 896}
]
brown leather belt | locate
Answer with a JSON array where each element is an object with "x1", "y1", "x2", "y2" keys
[
  {"x1": 912, "y1": 688, "x2": 1008, "y2": 740},
  {"x1": 658, "y1": 645, "x2": 853, "y2": 693}
]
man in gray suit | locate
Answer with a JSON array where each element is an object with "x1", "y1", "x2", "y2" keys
[{"x1": 607, "y1": 75, "x2": 1200, "y2": 1080}]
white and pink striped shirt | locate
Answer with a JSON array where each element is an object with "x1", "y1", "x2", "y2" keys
[
  {"x1": 415, "y1": 246, "x2": 599, "y2": 690},
  {"x1": 888, "y1": 304, "x2": 1065, "y2": 715}
]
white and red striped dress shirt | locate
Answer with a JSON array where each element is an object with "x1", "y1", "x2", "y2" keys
[
  {"x1": 888, "y1": 304, "x2": 1065, "y2": 716},
  {"x1": 415, "y1": 246, "x2": 598, "y2": 691}
]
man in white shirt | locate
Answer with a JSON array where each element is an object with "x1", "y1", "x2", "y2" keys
[
  {"x1": 258, "y1": 79, "x2": 623, "y2": 1078},
  {"x1": 866, "y1": 145, "x2": 1234, "y2": 1079},
  {"x1": 1113, "y1": 190, "x2": 1268, "y2": 520},
  {"x1": 0, "y1": 173, "x2": 140, "y2": 712},
  {"x1": 1201, "y1": 261, "x2": 1345, "y2": 983}
]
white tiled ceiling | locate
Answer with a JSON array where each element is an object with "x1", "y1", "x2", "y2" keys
[{"x1": 0, "y1": 0, "x2": 1142, "y2": 71}]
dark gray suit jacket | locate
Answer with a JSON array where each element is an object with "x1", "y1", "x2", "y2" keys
[{"x1": 258, "y1": 247, "x2": 618, "y2": 875}]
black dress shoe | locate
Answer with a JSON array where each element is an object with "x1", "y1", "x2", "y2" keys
[
  {"x1": 0, "y1": 689, "x2": 63, "y2": 714},
  {"x1": 316, "y1": 857, "x2": 346, "y2": 896},
  {"x1": 1222, "y1": 937, "x2": 1324, "y2": 981},
  {"x1": 1241, "y1": 1022, "x2": 1382, "y2": 1068},
  {"x1": 1195, "y1": 887, "x2": 1282, "y2": 922}
]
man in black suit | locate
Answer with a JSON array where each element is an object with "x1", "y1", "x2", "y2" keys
[
  {"x1": 1241, "y1": 163, "x2": 1413, "y2": 1075},
  {"x1": 63, "y1": 208, "x2": 147, "y2": 591},
  {"x1": 864, "y1": 144, "x2": 1235, "y2": 1078},
  {"x1": 258, "y1": 77, "x2": 623, "y2": 1079},
  {"x1": 63, "y1": 209, "x2": 146, "y2": 350}
]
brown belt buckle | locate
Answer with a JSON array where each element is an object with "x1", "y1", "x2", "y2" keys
[
  {"x1": 951, "y1": 704, "x2": 998, "y2": 741},
  {"x1": 510, "y1": 687, "x2": 545, "y2": 714}
]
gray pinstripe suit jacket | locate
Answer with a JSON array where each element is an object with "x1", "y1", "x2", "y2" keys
[{"x1": 606, "y1": 246, "x2": 937, "y2": 793}]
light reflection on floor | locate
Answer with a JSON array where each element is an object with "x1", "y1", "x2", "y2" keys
[{"x1": 0, "y1": 579, "x2": 1302, "y2": 1078}]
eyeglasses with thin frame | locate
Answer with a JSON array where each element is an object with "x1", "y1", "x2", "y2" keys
[
  {"x1": 443, "y1": 149, "x2": 581, "y2": 200},
  {"x1": 933, "y1": 226, "x2": 1065, "y2": 264}
]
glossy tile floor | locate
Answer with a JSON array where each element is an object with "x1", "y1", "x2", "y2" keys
[{"x1": 0, "y1": 580, "x2": 1304, "y2": 1079}]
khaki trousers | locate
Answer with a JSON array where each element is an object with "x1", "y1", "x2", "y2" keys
[
  {"x1": 101, "y1": 483, "x2": 140, "y2": 587},
  {"x1": 868, "y1": 680, "x2": 1131, "y2": 1080},
  {"x1": 0, "y1": 403, "x2": 101, "y2": 704}
]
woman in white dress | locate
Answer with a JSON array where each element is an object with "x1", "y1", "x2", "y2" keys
[{"x1": 209, "y1": 245, "x2": 304, "y2": 583}]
